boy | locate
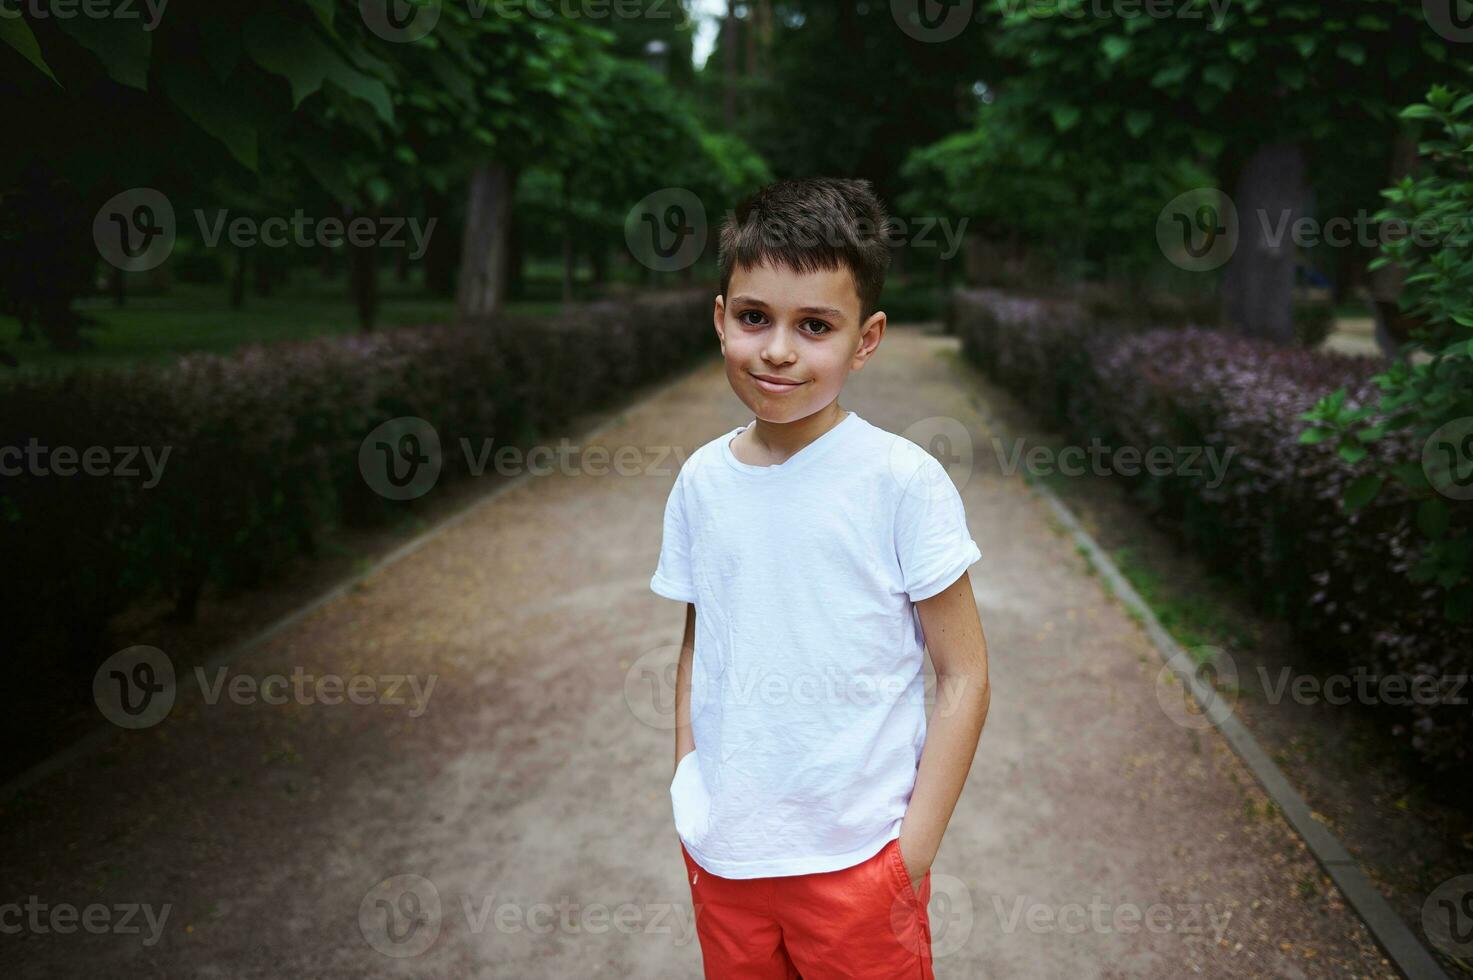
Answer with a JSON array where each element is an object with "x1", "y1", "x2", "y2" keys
[{"x1": 650, "y1": 177, "x2": 991, "y2": 978}]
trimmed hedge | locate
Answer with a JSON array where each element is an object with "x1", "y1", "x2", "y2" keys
[
  {"x1": 1, "y1": 290, "x2": 713, "y2": 664},
  {"x1": 952, "y1": 288, "x2": 1473, "y2": 776}
]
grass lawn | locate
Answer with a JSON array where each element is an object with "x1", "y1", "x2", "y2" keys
[{"x1": 0, "y1": 264, "x2": 625, "y2": 378}]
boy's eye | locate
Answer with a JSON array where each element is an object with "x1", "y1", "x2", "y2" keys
[{"x1": 736, "y1": 310, "x2": 831, "y2": 335}]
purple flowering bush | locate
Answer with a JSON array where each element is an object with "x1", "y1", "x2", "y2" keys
[
  {"x1": 953, "y1": 288, "x2": 1473, "y2": 776},
  {"x1": 0, "y1": 290, "x2": 711, "y2": 667}
]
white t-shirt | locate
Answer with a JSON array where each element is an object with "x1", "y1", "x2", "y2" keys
[{"x1": 650, "y1": 409, "x2": 982, "y2": 878}]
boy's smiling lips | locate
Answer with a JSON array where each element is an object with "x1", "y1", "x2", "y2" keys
[{"x1": 750, "y1": 372, "x2": 807, "y2": 393}]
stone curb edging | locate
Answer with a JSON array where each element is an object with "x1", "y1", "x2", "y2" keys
[
  {"x1": 1027, "y1": 478, "x2": 1449, "y2": 980},
  {"x1": 0, "y1": 353, "x2": 720, "y2": 804}
]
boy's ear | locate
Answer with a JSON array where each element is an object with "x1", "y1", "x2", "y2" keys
[
  {"x1": 713, "y1": 295, "x2": 726, "y2": 353},
  {"x1": 852, "y1": 309, "x2": 886, "y2": 367}
]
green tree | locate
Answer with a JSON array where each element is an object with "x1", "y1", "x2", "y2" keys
[
  {"x1": 1301, "y1": 85, "x2": 1473, "y2": 623},
  {"x1": 979, "y1": 0, "x2": 1452, "y2": 341}
]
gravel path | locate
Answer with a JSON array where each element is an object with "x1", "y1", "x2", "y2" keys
[{"x1": 0, "y1": 326, "x2": 1396, "y2": 978}]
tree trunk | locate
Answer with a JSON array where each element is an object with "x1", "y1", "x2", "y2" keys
[
  {"x1": 396, "y1": 242, "x2": 411, "y2": 283},
  {"x1": 561, "y1": 169, "x2": 575, "y2": 306},
  {"x1": 506, "y1": 204, "x2": 527, "y2": 301},
  {"x1": 590, "y1": 241, "x2": 608, "y2": 288},
  {"x1": 254, "y1": 250, "x2": 274, "y2": 297},
  {"x1": 1220, "y1": 141, "x2": 1305, "y2": 345},
  {"x1": 1331, "y1": 239, "x2": 1365, "y2": 307},
  {"x1": 230, "y1": 249, "x2": 247, "y2": 309},
  {"x1": 346, "y1": 205, "x2": 380, "y2": 331},
  {"x1": 457, "y1": 163, "x2": 515, "y2": 320},
  {"x1": 562, "y1": 234, "x2": 576, "y2": 305},
  {"x1": 723, "y1": 1, "x2": 738, "y2": 128},
  {"x1": 423, "y1": 188, "x2": 456, "y2": 297}
]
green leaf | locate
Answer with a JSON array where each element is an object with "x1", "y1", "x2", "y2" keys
[
  {"x1": 1050, "y1": 105, "x2": 1082, "y2": 132},
  {"x1": 305, "y1": 0, "x2": 335, "y2": 32},
  {"x1": 243, "y1": 20, "x2": 393, "y2": 122},
  {"x1": 0, "y1": 16, "x2": 57, "y2": 83},
  {"x1": 1150, "y1": 63, "x2": 1191, "y2": 89},
  {"x1": 1342, "y1": 473, "x2": 1383, "y2": 513},
  {"x1": 1277, "y1": 65, "x2": 1307, "y2": 90},
  {"x1": 52, "y1": 7, "x2": 152, "y2": 90},
  {"x1": 1336, "y1": 42, "x2": 1365, "y2": 66},
  {"x1": 158, "y1": 61, "x2": 259, "y2": 169},
  {"x1": 1202, "y1": 63, "x2": 1235, "y2": 92},
  {"x1": 1100, "y1": 36, "x2": 1131, "y2": 63},
  {"x1": 1445, "y1": 584, "x2": 1473, "y2": 624},
  {"x1": 1227, "y1": 40, "x2": 1256, "y2": 63},
  {"x1": 1417, "y1": 497, "x2": 1450, "y2": 538},
  {"x1": 1298, "y1": 428, "x2": 1333, "y2": 444},
  {"x1": 1338, "y1": 443, "x2": 1369, "y2": 464},
  {"x1": 1125, "y1": 111, "x2": 1152, "y2": 138},
  {"x1": 1192, "y1": 130, "x2": 1225, "y2": 158},
  {"x1": 1390, "y1": 461, "x2": 1431, "y2": 491}
]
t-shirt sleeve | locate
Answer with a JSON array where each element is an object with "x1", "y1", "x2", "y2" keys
[
  {"x1": 650, "y1": 467, "x2": 697, "y2": 602},
  {"x1": 894, "y1": 454, "x2": 981, "y2": 602}
]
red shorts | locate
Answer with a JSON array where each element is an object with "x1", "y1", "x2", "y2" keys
[{"x1": 680, "y1": 837, "x2": 935, "y2": 979}]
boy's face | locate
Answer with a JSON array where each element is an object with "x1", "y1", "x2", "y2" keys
[{"x1": 713, "y1": 260, "x2": 885, "y2": 423}]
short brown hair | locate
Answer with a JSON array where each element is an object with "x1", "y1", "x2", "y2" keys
[{"x1": 717, "y1": 177, "x2": 892, "y2": 326}]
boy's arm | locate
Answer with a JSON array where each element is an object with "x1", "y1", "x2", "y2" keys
[
  {"x1": 673, "y1": 602, "x2": 697, "y2": 776},
  {"x1": 897, "y1": 570, "x2": 991, "y2": 887}
]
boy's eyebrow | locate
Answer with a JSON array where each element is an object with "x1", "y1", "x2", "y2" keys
[{"x1": 728, "y1": 295, "x2": 847, "y2": 318}]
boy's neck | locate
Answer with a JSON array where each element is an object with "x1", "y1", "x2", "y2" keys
[{"x1": 742, "y1": 401, "x2": 849, "y2": 465}]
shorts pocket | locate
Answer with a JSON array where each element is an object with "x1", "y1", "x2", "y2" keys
[
  {"x1": 887, "y1": 838, "x2": 923, "y2": 908},
  {"x1": 670, "y1": 749, "x2": 713, "y2": 847}
]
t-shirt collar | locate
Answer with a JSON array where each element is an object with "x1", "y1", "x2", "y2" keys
[{"x1": 721, "y1": 410, "x2": 860, "y2": 476}]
